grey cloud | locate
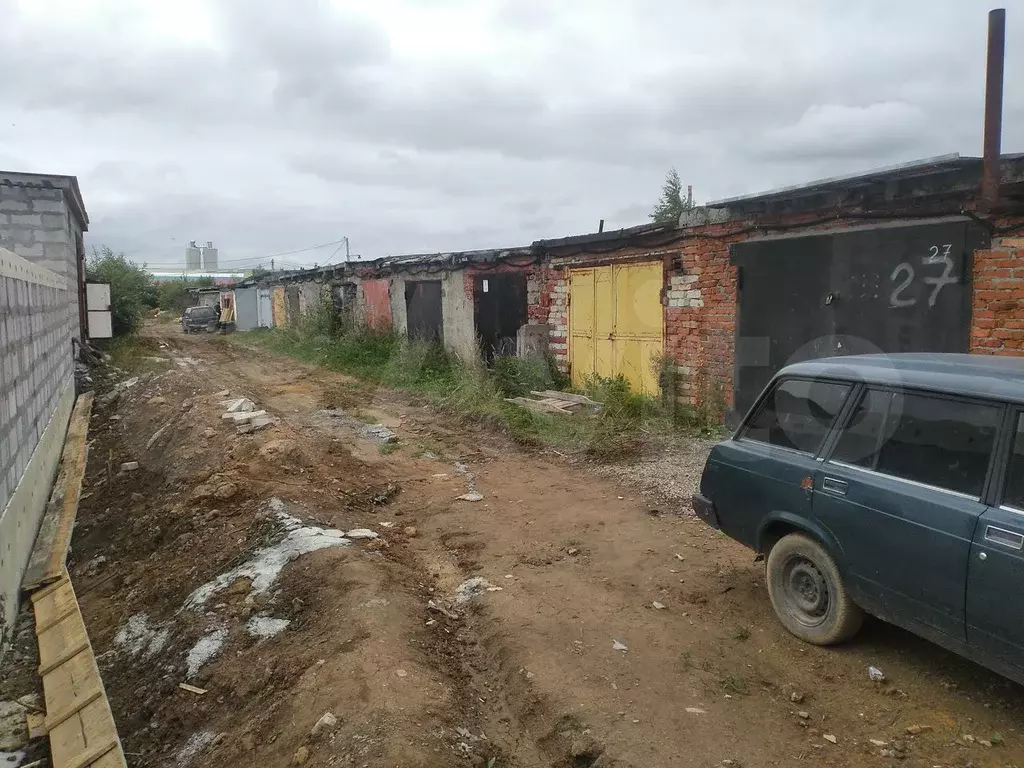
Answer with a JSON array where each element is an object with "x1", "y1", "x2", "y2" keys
[{"x1": 1, "y1": 0, "x2": 1022, "y2": 264}]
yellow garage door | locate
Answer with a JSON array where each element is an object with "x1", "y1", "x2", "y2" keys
[{"x1": 569, "y1": 262, "x2": 663, "y2": 394}]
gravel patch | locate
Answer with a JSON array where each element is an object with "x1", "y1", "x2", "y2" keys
[{"x1": 594, "y1": 436, "x2": 716, "y2": 509}]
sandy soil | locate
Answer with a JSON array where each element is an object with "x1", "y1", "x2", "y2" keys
[{"x1": 44, "y1": 326, "x2": 1024, "y2": 767}]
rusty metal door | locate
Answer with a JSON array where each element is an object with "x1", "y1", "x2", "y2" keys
[
  {"x1": 405, "y1": 280, "x2": 443, "y2": 342},
  {"x1": 569, "y1": 262, "x2": 663, "y2": 394}
]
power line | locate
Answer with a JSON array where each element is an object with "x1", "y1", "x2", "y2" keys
[{"x1": 143, "y1": 238, "x2": 349, "y2": 268}]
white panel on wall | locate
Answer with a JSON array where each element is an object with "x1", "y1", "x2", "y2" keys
[
  {"x1": 87, "y1": 310, "x2": 113, "y2": 339},
  {"x1": 86, "y1": 282, "x2": 111, "y2": 311}
]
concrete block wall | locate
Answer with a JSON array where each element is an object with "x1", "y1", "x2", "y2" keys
[
  {"x1": 387, "y1": 270, "x2": 477, "y2": 361},
  {"x1": 0, "y1": 183, "x2": 83, "y2": 342},
  {"x1": 0, "y1": 247, "x2": 75, "y2": 645}
]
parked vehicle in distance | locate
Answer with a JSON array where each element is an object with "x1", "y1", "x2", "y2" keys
[
  {"x1": 693, "y1": 353, "x2": 1024, "y2": 685},
  {"x1": 181, "y1": 305, "x2": 219, "y2": 333}
]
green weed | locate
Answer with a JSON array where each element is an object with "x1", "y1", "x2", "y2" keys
[
  {"x1": 731, "y1": 625, "x2": 751, "y2": 642},
  {"x1": 237, "y1": 320, "x2": 722, "y2": 457},
  {"x1": 721, "y1": 674, "x2": 750, "y2": 695}
]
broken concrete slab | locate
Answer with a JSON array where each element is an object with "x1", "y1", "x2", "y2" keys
[
  {"x1": 360, "y1": 424, "x2": 398, "y2": 444},
  {"x1": 223, "y1": 410, "x2": 268, "y2": 423},
  {"x1": 221, "y1": 398, "x2": 255, "y2": 413},
  {"x1": 345, "y1": 529, "x2": 380, "y2": 540}
]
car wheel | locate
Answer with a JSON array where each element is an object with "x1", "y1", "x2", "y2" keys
[{"x1": 766, "y1": 533, "x2": 862, "y2": 645}]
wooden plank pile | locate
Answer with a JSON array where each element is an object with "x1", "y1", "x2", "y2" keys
[{"x1": 504, "y1": 390, "x2": 602, "y2": 415}]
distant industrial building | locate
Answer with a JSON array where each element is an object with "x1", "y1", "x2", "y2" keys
[
  {"x1": 202, "y1": 241, "x2": 218, "y2": 270},
  {"x1": 185, "y1": 241, "x2": 201, "y2": 270},
  {"x1": 184, "y1": 240, "x2": 219, "y2": 271}
]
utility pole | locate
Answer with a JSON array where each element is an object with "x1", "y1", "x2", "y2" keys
[
  {"x1": 344, "y1": 237, "x2": 350, "y2": 262},
  {"x1": 982, "y1": 7, "x2": 1006, "y2": 210},
  {"x1": 271, "y1": 258, "x2": 275, "y2": 271}
]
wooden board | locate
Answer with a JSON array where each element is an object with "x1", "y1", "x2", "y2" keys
[
  {"x1": 504, "y1": 397, "x2": 575, "y2": 415},
  {"x1": 23, "y1": 392, "x2": 94, "y2": 591},
  {"x1": 31, "y1": 573, "x2": 127, "y2": 768},
  {"x1": 529, "y1": 390, "x2": 602, "y2": 407}
]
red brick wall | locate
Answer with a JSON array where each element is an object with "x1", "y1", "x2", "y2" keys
[
  {"x1": 971, "y1": 233, "x2": 1024, "y2": 356},
  {"x1": 531, "y1": 215, "x2": 1024, "y2": 413}
]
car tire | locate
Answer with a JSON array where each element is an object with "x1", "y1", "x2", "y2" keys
[{"x1": 766, "y1": 533, "x2": 862, "y2": 645}]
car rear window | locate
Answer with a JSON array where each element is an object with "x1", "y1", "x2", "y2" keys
[
  {"x1": 831, "y1": 388, "x2": 1000, "y2": 498},
  {"x1": 1003, "y1": 414, "x2": 1024, "y2": 511},
  {"x1": 740, "y1": 378, "x2": 850, "y2": 455}
]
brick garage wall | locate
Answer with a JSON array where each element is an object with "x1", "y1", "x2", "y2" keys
[
  {"x1": 533, "y1": 214, "x2": 1024, "y2": 412},
  {"x1": 971, "y1": 227, "x2": 1024, "y2": 356},
  {"x1": 0, "y1": 247, "x2": 76, "y2": 644},
  {"x1": 529, "y1": 247, "x2": 679, "y2": 374}
]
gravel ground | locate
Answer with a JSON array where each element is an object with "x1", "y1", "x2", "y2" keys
[{"x1": 594, "y1": 435, "x2": 716, "y2": 511}]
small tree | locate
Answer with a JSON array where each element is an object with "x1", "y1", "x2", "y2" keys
[
  {"x1": 649, "y1": 167, "x2": 692, "y2": 224},
  {"x1": 85, "y1": 246, "x2": 153, "y2": 336}
]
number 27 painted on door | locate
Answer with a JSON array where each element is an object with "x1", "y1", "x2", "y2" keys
[{"x1": 889, "y1": 244, "x2": 959, "y2": 309}]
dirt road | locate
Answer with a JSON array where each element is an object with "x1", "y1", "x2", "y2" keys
[{"x1": 65, "y1": 327, "x2": 1024, "y2": 767}]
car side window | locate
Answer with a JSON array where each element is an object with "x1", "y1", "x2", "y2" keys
[
  {"x1": 831, "y1": 389, "x2": 893, "y2": 469},
  {"x1": 1003, "y1": 414, "x2": 1024, "y2": 511},
  {"x1": 834, "y1": 388, "x2": 1000, "y2": 498},
  {"x1": 741, "y1": 378, "x2": 850, "y2": 455}
]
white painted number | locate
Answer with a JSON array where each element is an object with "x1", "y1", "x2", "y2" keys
[
  {"x1": 889, "y1": 263, "x2": 916, "y2": 308},
  {"x1": 922, "y1": 245, "x2": 957, "y2": 308},
  {"x1": 888, "y1": 244, "x2": 958, "y2": 309}
]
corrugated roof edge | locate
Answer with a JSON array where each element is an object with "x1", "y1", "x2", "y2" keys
[
  {"x1": 0, "y1": 171, "x2": 89, "y2": 230},
  {"x1": 707, "y1": 152, "x2": 1024, "y2": 208},
  {"x1": 531, "y1": 222, "x2": 671, "y2": 249},
  {"x1": 231, "y1": 245, "x2": 538, "y2": 287}
]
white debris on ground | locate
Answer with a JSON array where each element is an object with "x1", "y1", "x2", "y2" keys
[
  {"x1": 186, "y1": 628, "x2": 229, "y2": 679},
  {"x1": 176, "y1": 730, "x2": 216, "y2": 764},
  {"x1": 218, "y1": 397, "x2": 277, "y2": 433},
  {"x1": 184, "y1": 498, "x2": 350, "y2": 609},
  {"x1": 0, "y1": 701, "x2": 27, "y2": 753},
  {"x1": 360, "y1": 424, "x2": 398, "y2": 444},
  {"x1": 246, "y1": 616, "x2": 291, "y2": 639},
  {"x1": 114, "y1": 613, "x2": 170, "y2": 658},
  {"x1": 345, "y1": 528, "x2": 380, "y2": 540},
  {"x1": 453, "y1": 461, "x2": 483, "y2": 501},
  {"x1": 0, "y1": 750, "x2": 25, "y2": 767},
  {"x1": 454, "y1": 577, "x2": 496, "y2": 604},
  {"x1": 221, "y1": 397, "x2": 255, "y2": 413},
  {"x1": 312, "y1": 408, "x2": 399, "y2": 445}
]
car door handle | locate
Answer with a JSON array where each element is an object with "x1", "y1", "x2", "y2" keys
[
  {"x1": 822, "y1": 477, "x2": 848, "y2": 495},
  {"x1": 984, "y1": 525, "x2": 1024, "y2": 551}
]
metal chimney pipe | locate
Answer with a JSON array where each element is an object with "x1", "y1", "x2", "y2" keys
[
  {"x1": 982, "y1": 8, "x2": 1006, "y2": 209},
  {"x1": 598, "y1": 219, "x2": 605, "y2": 233}
]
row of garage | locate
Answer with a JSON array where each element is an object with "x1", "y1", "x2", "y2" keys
[{"x1": 217, "y1": 155, "x2": 1024, "y2": 416}]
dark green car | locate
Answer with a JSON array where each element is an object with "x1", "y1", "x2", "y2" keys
[{"x1": 693, "y1": 353, "x2": 1024, "y2": 684}]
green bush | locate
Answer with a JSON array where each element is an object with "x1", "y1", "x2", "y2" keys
[
  {"x1": 85, "y1": 246, "x2": 153, "y2": 336},
  {"x1": 156, "y1": 276, "x2": 214, "y2": 313}
]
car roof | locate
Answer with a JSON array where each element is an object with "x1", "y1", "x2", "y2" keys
[{"x1": 779, "y1": 353, "x2": 1024, "y2": 404}]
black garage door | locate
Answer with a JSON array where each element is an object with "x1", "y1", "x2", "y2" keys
[{"x1": 731, "y1": 218, "x2": 989, "y2": 415}]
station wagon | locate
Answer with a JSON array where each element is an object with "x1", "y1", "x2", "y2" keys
[{"x1": 693, "y1": 353, "x2": 1024, "y2": 684}]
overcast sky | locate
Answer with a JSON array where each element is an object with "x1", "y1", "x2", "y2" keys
[{"x1": 2, "y1": 0, "x2": 1022, "y2": 269}]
